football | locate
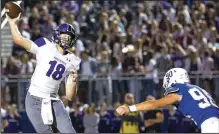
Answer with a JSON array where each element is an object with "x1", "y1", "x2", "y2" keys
[{"x1": 5, "y1": 1, "x2": 22, "y2": 19}]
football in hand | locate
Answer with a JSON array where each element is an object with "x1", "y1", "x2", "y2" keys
[{"x1": 5, "y1": 1, "x2": 22, "y2": 19}]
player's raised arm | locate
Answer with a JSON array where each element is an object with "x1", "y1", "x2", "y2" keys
[
  {"x1": 116, "y1": 94, "x2": 181, "y2": 115},
  {"x1": 65, "y1": 68, "x2": 78, "y2": 101},
  {"x1": 7, "y1": 14, "x2": 37, "y2": 53}
]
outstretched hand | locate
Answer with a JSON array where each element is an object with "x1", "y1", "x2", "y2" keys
[{"x1": 116, "y1": 105, "x2": 130, "y2": 115}]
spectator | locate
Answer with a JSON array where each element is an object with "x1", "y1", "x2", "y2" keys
[
  {"x1": 96, "y1": 33, "x2": 111, "y2": 56},
  {"x1": 1, "y1": 58, "x2": 7, "y2": 104},
  {"x1": 201, "y1": 50, "x2": 214, "y2": 95},
  {"x1": 83, "y1": 104, "x2": 100, "y2": 133},
  {"x1": 75, "y1": 39, "x2": 85, "y2": 57},
  {"x1": 28, "y1": 7, "x2": 40, "y2": 29},
  {"x1": 98, "y1": 12, "x2": 109, "y2": 32},
  {"x1": 70, "y1": 103, "x2": 84, "y2": 133},
  {"x1": 61, "y1": 1, "x2": 79, "y2": 16},
  {"x1": 39, "y1": 14, "x2": 56, "y2": 37},
  {"x1": 143, "y1": 95, "x2": 164, "y2": 133},
  {"x1": 78, "y1": 50, "x2": 97, "y2": 103},
  {"x1": 122, "y1": 45, "x2": 137, "y2": 92},
  {"x1": 163, "y1": 2, "x2": 176, "y2": 23},
  {"x1": 170, "y1": 44, "x2": 187, "y2": 68},
  {"x1": 31, "y1": 25, "x2": 42, "y2": 41},
  {"x1": 19, "y1": 53, "x2": 34, "y2": 109},
  {"x1": 199, "y1": 20, "x2": 211, "y2": 41},
  {"x1": 4, "y1": 56, "x2": 20, "y2": 104},
  {"x1": 156, "y1": 44, "x2": 172, "y2": 73},
  {"x1": 213, "y1": 48, "x2": 219, "y2": 101},
  {"x1": 159, "y1": 13, "x2": 172, "y2": 33},
  {"x1": 98, "y1": 103, "x2": 112, "y2": 133},
  {"x1": 3, "y1": 104, "x2": 22, "y2": 133},
  {"x1": 49, "y1": 1, "x2": 60, "y2": 25},
  {"x1": 95, "y1": 51, "x2": 111, "y2": 105},
  {"x1": 120, "y1": 93, "x2": 144, "y2": 133},
  {"x1": 77, "y1": 4, "x2": 87, "y2": 24},
  {"x1": 185, "y1": 45, "x2": 202, "y2": 73},
  {"x1": 20, "y1": 53, "x2": 34, "y2": 75},
  {"x1": 111, "y1": 35, "x2": 122, "y2": 58},
  {"x1": 192, "y1": 28, "x2": 207, "y2": 52},
  {"x1": 109, "y1": 57, "x2": 122, "y2": 103},
  {"x1": 18, "y1": 19, "x2": 31, "y2": 39},
  {"x1": 135, "y1": 3, "x2": 148, "y2": 26},
  {"x1": 172, "y1": 23, "x2": 184, "y2": 44},
  {"x1": 167, "y1": 105, "x2": 183, "y2": 133},
  {"x1": 111, "y1": 102, "x2": 122, "y2": 133},
  {"x1": 192, "y1": 1, "x2": 206, "y2": 14},
  {"x1": 143, "y1": 49, "x2": 158, "y2": 99},
  {"x1": 66, "y1": 14, "x2": 80, "y2": 35}
]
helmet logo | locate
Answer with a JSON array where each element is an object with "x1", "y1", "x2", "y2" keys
[{"x1": 166, "y1": 70, "x2": 173, "y2": 85}]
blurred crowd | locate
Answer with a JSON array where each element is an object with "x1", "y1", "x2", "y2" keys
[{"x1": 1, "y1": 0, "x2": 219, "y2": 132}]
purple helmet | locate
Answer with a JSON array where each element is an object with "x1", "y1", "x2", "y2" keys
[{"x1": 52, "y1": 23, "x2": 77, "y2": 50}]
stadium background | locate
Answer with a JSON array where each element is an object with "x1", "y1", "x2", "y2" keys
[{"x1": 1, "y1": 0, "x2": 219, "y2": 133}]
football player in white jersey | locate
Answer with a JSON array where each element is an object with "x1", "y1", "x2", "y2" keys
[{"x1": 7, "y1": 13, "x2": 81, "y2": 133}]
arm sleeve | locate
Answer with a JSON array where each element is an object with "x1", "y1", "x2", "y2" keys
[
  {"x1": 71, "y1": 55, "x2": 81, "y2": 71},
  {"x1": 25, "y1": 37, "x2": 47, "y2": 55},
  {"x1": 24, "y1": 38, "x2": 39, "y2": 54}
]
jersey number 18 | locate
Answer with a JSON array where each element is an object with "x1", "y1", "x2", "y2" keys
[
  {"x1": 46, "y1": 60, "x2": 66, "y2": 80},
  {"x1": 188, "y1": 88, "x2": 218, "y2": 109}
]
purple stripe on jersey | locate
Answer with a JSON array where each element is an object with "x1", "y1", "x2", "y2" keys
[{"x1": 34, "y1": 37, "x2": 46, "y2": 47}]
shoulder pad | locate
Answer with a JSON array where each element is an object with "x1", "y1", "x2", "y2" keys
[
  {"x1": 164, "y1": 87, "x2": 179, "y2": 96},
  {"x1": 34, "y1": 37, "x2": 47, "y2": 47}
]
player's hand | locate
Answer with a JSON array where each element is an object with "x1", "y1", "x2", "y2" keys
[
  {"x1": 116, "y1": 105, "x2": 129, "y2": 115},
  {"x1": 6, "y1": 13, "x2": 21, "y2": 24},
  {"x1": 69, "y1": 68, "x2": 78, "y2": 82}
]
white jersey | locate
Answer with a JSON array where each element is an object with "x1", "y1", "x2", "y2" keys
[{"x1": 27, "y1": 37, "x2": 81, "y2": 99}]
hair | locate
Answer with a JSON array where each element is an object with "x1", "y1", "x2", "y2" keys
[
  {"x1": 147, "y1": 49, "x2": 155, "y2": 60},
  {"x1": 204, "y1": 50, "x2": 210, "y2": 57},
  {"x1": 111, "y1": 56, "x2": 119, "y2": 67},
  {"x1": 88, "y1": 103, "x2": 96, "y2": 114}
]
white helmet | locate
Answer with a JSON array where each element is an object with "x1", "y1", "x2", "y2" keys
[{"x1": 163, "y1": 68, "x2": 190, "y2": 89}]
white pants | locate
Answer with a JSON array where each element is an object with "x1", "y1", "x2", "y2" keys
[{"x1": 201, "y1": 117, "x2": 219, "y2": 133}]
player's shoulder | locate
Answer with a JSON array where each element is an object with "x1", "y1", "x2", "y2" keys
[
  {"x1": 66, "y1": 52, "x2": 81, "y2": 71},
  {"x1": 164, "y1": 83, "x2": 188, "y2": 96},
  {"x1": 34, "y1": 37, "x2": 54, "y2": 48},
  {"x1": 67, "y1": 52, "x2": 81, "y2": 62}
]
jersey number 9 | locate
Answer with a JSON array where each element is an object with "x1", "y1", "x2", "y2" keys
[
  {"x1": 188, "y1": 87, "x2": 218, "y2": 109},
  {"x1": 46, "y1": 60, "x2": 66, "y2": 80}
]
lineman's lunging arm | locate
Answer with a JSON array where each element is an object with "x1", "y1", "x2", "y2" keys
[
  {"x1": 7, "y1": 14, "x2": 38, "y2": 54},
  {"x1": 116, "y1": 94, "x2": 181, "y2": 115},
  {"x1": 134, "y1": 94, "x2": 180, "y2": 111}
]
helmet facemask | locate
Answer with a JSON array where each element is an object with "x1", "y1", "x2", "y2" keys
[{"x1": 60, "y1": 33, "x2": 73, "y2": 50}]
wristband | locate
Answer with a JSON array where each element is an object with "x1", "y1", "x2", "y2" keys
[{"x1": 128, "y1": 105, "x2": 137, "y2": 112}]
